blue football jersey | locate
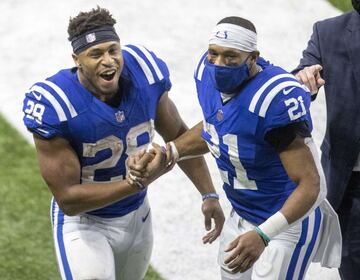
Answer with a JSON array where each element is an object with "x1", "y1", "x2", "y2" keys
[
  {"x1": 23, "y1": 44, "x2": 171, "y2": 218},
  {"x1": 195, "y1": 54, "x2": 312, "y2": 225}
]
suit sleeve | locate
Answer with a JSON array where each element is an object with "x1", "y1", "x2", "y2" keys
[
  {"x1": 293, "y1": 22, "x2": 323, "y2": 73},
  {"x1": 292, "y1": 22, "x2": 324, "y2": 101}
]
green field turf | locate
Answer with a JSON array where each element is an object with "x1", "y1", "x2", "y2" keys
[
  {"x1": 329, "y1": 0, "x2": 353, "y2": 11},
  {"x1": 0, "y1": 115, "x2": 163, "y2": 280}
]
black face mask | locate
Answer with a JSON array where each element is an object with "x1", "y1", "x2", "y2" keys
[{"x1": 353, "y1": 0, "x2": 360, "y2": 13}]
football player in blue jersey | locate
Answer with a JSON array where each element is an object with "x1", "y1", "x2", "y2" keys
[
  {"x1": 22, "y1": 7, "x2": 224, "y2": 280},
  {"x1": 129, "y1": 16, "x2": 342, "y2": 279}
]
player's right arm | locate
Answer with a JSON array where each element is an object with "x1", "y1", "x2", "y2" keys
[{"x1": 33, "y1": 134, "x2": 165, "y2": 216}]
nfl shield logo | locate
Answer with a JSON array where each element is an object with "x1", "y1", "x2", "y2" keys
[
  {"x1": 115, "y1": 111, "x2": 125, "y2": 123},
  {"x1": 86, "y1": 33, "x2": 96, "y2": 43},
  {"x1": 216, "y1": 109, "x2": 224, "y2": 121}
]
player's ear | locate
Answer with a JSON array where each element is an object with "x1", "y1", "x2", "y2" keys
[
  {"x1": 250, "y1": 50, "x2": 260, "y2": 62},
  {"x1": 72, "y1": 53, "x2": 81, "y2": 68}
]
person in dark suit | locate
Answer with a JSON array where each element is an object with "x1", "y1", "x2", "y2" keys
[{"x1": 293, "y1": 1, "x2": 360, "y2": 279}]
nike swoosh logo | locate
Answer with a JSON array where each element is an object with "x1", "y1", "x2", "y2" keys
[
  {"x1": 31, "y1": 90, "x2": 42, "y2": 101},
  {"x1": 142, "y1": 208, "x2": 151, "y2": 223},
  {"x1": 283, "y1": 86, "x2": 296, "y2": 95}
]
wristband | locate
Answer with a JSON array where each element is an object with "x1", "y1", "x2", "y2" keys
[
  {"x1": 202, "y1": 192, "x2": 219, "y2": 201},
  {"x1": 168, "y1": 141, "x2": 180, "y2": 162},
  {"x1": 258, "y1": 211, "x2": 289, "y2": 240},
  {"x1": 254, "y1": 227, "x2": 270, "y2": 247},
  {"x1": 168, "y1": 141, "x2": 203, "y2": 162}
]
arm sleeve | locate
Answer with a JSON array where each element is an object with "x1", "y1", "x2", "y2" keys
[
  {"x1": 292, "y1": 22, "x2": 322, "y2": 73},
  {"x1": 265, "y1": 121, "x2": 312, "y2": 153},
  {"x1": 22, "y1": 85, "x2": 68, "y2": 139}
]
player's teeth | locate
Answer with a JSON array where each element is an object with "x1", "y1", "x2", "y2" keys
[{"x1": 103, "y1": 70, "x2": 115, "y2": 75}]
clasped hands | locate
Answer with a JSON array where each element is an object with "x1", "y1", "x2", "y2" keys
[
  {"x1": 126, "y1": 142, "x2": 225, "y2": 245},
  {"x1": 126, "y1": 142, "x2": 174, "y2": 188}
]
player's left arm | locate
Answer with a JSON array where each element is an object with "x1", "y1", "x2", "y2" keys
[
  {"x1": 265, "y1": 87, "x2": 326, "y2": 226},
  {"x1": 277, "y1": 137, "x2": 321, "y2": 221},
  {"x1": 156, "y1": 92, "x2": 225, "y2": 243}
]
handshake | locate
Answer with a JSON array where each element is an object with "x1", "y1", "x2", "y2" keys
[{"x1": 126, "y1": 142, "x2": 178, "y2": 190}]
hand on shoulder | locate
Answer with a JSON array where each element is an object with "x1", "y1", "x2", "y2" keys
[{"x1": 295, "y1": 64, "x2": 325, "y2": 94}]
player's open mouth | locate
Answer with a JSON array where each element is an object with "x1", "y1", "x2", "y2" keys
[{"x1": 99, "y1": 70, "x2": 116, "y2": 81}]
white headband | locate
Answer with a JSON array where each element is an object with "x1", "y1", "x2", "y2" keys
[{"x1": 209, "y1": 23, "x2": 257, "y2": 52}]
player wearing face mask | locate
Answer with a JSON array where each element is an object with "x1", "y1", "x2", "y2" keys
[{"x1": 129, "y1": 16, "x2": 342, "y2": 279}]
